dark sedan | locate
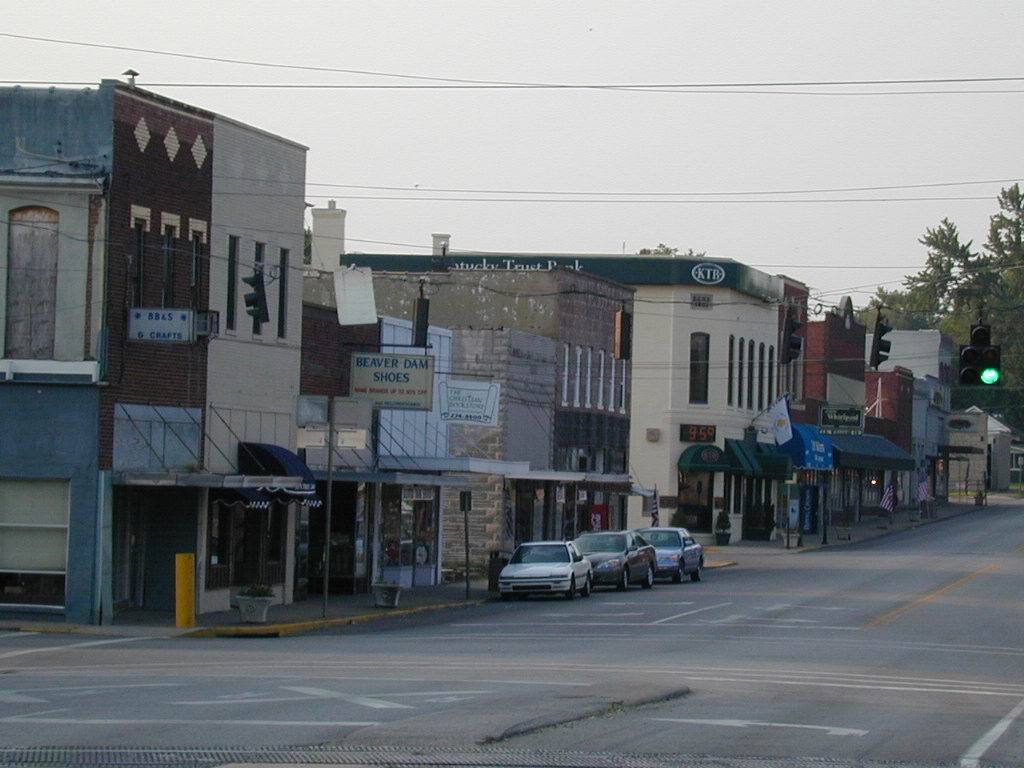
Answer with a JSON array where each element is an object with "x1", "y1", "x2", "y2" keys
[
  {"x1": 575, "y1": 531, "x2": 657, "y2": 590},
  {"x1": 635, "y1": 526, "x2": 705, "y2": 583}
]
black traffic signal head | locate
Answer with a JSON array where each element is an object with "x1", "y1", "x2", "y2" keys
[
  {"x1": 783, "y1": 310, "x2": 803, "y2": 364},
  {"x1": 869, "y1": 314, "x2": 893, "y2": 369},
  {"x1": 960, "y1": 324, "x2": 1002, "y2": 386},
  {"x1": 242, "y1": 270, "x2": 270, "y2": 325}
]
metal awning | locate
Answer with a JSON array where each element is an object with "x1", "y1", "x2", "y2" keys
[
  {"x1": 754, "y1": 442, "x2": 793, "y2": 480},
  {"x1": 379, "y1": 456, "x2": 531, "y2": 475},
  {"x1": 679, "y1": 443, "x2": 734, "y2": 473},
  {"x1": 831, "y1": 434, "x2": 916, "y2": 471},
  {"x1": 505, "y1": 470, "x2": 587, "y2": 482},
  {"x1": 113, "y1": 473, "x2": 303, "y2": 488},
  {"x1": 310, "y1": 469, "x2": 468, "y2": 487},
  {"x1": 725, "y1": 439, "x2": 763, "y2": 476},
  {"x1": 238, "y1": 442, "x2": 323, "y2": 506}
]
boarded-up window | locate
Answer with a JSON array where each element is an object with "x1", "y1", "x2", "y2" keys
[{"x1": 5, "y1": 207, "x2": 58, "y2": 359}]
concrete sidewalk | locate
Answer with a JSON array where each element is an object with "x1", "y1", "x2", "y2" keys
[
  {"x1": 707, "y1": 496, "x2": 1005, "y2": 558},
  {"x1": 0, "y1": 559, "x2": 738, "y2": 640}
]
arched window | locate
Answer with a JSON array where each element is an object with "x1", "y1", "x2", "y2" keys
[
  {"x1": 747, "y1": 339, "x2": 755, "y2": 410},
  {"x1": 758, "y1": 342, "x2": 766, "y2": 411},
  {"x1": 5, "y1": 206, "x2": 59, "y2": 359},
  {"x1": 727, "y1": 335, "x2": 735, "y2": 406},
  {"x1": 737, "y1": 338, "x2": 745, "y2": 408},
  {"x1": 689, "y1": 332, "x2": 710, "y2": 404}
]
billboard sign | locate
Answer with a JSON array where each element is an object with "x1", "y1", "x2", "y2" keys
[
  {"x1": 819, "y1": 406, "x2": 864, "y2": 435},
  {"x1": 350, "y1": 353, "x2": 434, "y2": 410},
  {"x1": 439, "y1": 380, "x2": 500, "y2": 426}
]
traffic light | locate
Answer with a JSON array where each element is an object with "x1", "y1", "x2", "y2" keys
[
  {"x1": 869, "y1": 313, "x2": 893, "y2": 369},
  {"x1": 782, "y1": 309, "x2": 802, "y2": 364},
  {"x1": 960, "y1": 324, "x2": 1001, "y2": 386},
  {"x1": 412, "y1": 297, "x2": 430, "y2": 347},
  {"x1": 242, "y1": 269, "x2": 269, "y2": 325}
]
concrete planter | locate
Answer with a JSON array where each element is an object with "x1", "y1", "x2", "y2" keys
[
  {"x1": 236, "y1": 596, "x2": 274, "y2": 624},
  {"x1": 715, "y1": 532, "x2": 731, "y2": 546},
  {"x1": 373, "y1": 583, "x2": 402, "y2": 608}
]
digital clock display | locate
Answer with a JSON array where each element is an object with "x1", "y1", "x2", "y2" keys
[{"x1": 679, "y1": 423, "x2": 717, "y2": 443}]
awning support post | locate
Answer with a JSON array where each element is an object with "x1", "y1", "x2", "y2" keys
[{"x1": 322, "y1": 397, "x2": 336, "y2": 619}]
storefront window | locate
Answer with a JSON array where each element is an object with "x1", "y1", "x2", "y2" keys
[
  {"x1": 0, "y1": 479, "x2": 69, "y2": 607},
  {"x1": 676, "y1": 470, "x2": 714, "y2": 532}
]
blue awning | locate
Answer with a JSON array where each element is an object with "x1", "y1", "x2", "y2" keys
[
  {"x1": 831, "y1": 434, "x2": 915, "y2": 471},
  {"x1": 238, "y1": 442, "x2": 322, "y2": 507},
  {"x1": 780, "y1": 424, "x2": 834, "y2": 471}
]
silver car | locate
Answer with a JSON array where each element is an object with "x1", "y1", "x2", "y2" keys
[
  {"x1": 499, "y1": 541, "x2": 593, "y2": 600},
  {"x1": 635, "y1": 526, "x2": 705, "y2": 583}
]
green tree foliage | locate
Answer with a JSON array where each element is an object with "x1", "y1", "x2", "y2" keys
[
  {"x1": 637, "y1": 244, "x2": 707, "y2": 257},
  {"x1": 865, "y1": 184, "x2": 1024, "y2": 427}
]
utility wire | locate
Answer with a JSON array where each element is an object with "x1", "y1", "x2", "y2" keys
[{"x1": 3, "y1": 33, "x2": 1023, "y2": 91}]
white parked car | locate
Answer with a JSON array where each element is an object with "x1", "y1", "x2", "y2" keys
[{"x1": 498, "y1": 541, "x2": 593, "y2": 600}]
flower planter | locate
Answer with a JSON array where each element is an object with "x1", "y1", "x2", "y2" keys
[
  {"x1": 236, "y1": 596, "x2": 274, "y2": 624},
  {"x1": 715, "y1": 532, "x2": 731, "y2": 546},
  {"x1": 373, "y1": 583, "x2": 402, "y2": 608}
]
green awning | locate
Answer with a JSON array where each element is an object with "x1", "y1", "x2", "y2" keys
[
  {"x1": 755, "y1": 442, "x2": 793, "y2": 480},
  {"x1": 678, "y1": 443, "x2": 733, "y2": 473},
  {"x1": 725, "y1": 438, "x2": 762, "y2": 476}
]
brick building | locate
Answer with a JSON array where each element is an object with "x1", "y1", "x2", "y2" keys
[{"x1": 0, "y1": 80, "x2": 311, "y2": 624}]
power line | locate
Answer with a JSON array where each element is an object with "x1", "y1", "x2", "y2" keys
[{"x1": 3, "y1": 33, "x2": 1023, "y2": 92}]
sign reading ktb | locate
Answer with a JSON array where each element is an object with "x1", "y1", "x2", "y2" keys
[{"x1": 129, "y1": 309, "x2": 194, "y2": 342}]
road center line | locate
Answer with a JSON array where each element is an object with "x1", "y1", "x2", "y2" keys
[
  {"x1": 867, "y1": 564, "x2": 1000, "y2": 629},
  {"x1": 651, "y1": 602, "x2": 732, "y2": 625},
  {"x1": 960, "y1": 695, "x2": 1024, "y2": 767},
  {"x1": 0, "y1": 632, "x2": 39, "y2": 640},
  {"x1": 0, "y1": 637, "x2": 148, "y2": 660},
  {"x1": 653, "y1": 717, "x2": 867, "y2": 737},
  {"x1": 281, "y1": 686, "x2": 413, "y2": 709}
]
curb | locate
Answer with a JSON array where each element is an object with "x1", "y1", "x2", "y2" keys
[
  {"x1": 181, "y1": 598, "x2": 488, "y2": 638},
  {"x1": 705, "y1": 560, "x2": 737, "y2": 570}
]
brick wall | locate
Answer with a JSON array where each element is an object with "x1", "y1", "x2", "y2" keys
[
  {"x1": 100, "y1": 87, "x2": 214, "y2": 469},
  {"x1": 299, "y1": 303, "x2": 378, "y2": 397},
  {"x1": 865, "y1": 367, "x2": 914, "y2": 452}
]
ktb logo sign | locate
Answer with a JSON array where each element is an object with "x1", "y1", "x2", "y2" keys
[{"x1": 691, "y1": 263, "x2": 726, "y2": 285}]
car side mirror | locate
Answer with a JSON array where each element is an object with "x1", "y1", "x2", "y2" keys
[
  {"x1": 684, "y1": 538, "x2": 695, "y2": 546},
  {"x1": 628, "y1": 544, "x2": 638, "y2": 552}
]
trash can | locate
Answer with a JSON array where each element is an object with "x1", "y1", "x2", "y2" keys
[{"x1": 488, "y1": 550, "x2": 511, "y2": 593}]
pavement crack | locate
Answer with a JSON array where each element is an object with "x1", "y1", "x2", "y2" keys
[{"x1": 480, "y1": 686, "x2": 691, "y2": 745}]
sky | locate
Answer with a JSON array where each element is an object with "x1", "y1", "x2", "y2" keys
[{"x1": 3, "y1": 1, "x2": 1022, "y2": 306}]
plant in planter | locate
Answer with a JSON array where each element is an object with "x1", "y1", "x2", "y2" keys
[
  {"x1": 373, "y1": 581, "x2": 402, "y2": 608},
  {"x1": 714, "y1": 509, "x2": 732, "y2": 545},
  {"x1": 236, "y1": 584, "x2": 275, "y2": 624}
]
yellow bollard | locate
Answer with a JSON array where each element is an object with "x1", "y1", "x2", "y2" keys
[{"x1": 175, "y1": 553, "x2": 196, "y2": 629}]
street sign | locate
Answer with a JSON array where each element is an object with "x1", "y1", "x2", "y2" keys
[
  {"x1": 819, "y1": 406, "x2": 864, "y2": 435},
  {"x1": 439, "y1": 380, "x2": 500, "y2": 426},
  {"x1": 128, "y1": 308, "x2": 194, "y2": 342},
  {"x1": 350, "y1": 353, "x2": 434, "y2": 410}
]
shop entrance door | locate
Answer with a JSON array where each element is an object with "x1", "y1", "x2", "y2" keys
[{"x1": 677, "y1": 471, "x2": 714, "y2": 532}]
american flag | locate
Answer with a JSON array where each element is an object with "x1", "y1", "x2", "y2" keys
[
  {"x1": 881, "y1": 482, "x2": 896, "y2": 514},
  {"x1": 650, "y1": 488, "x2": 660, "y2": 527}
]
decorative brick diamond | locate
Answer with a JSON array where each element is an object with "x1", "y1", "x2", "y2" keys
[
  {"x1": 191, "y1": 134, "x2": 208, "y2": 169},
  {"x1": 133, "y1": 117, "x2": 150, "y2": 152},
  {"x1": 164, "y1": 126, "x2": 180, "y2": 162}
]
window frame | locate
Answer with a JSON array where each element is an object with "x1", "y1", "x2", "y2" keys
[
  {"x1": 561, "y1": 343, "x2": 570, "y2": 406},
  {"x1": 737, "y1": 337, "x2": 745, "y2": 409},
  {"x1": 252, "y1": 242, "x2": 265, "y2": 336},
  {"x1": 132, "y1": 218, "x2": 146, "y2": 306},
  {"x1": 161, "y1": 224, "x2": 176, "y2": 308},
  {"x1": 277, "y1": 247, "x2": 289, "y2": 339},
  {"x1": 585, "y1": 347, "x2": 593, "y2": 407},
  {"x1": 688, "y1": 332, "x2": 710, "y2": 405},
  {"x1": 226, "y1": 235, "x2": 238, "y2": 331},
  {"x1": 573, "y1": 345, "x2": 582, "y2": 407},
  {"x1": 768, "y1": 345, "x2": 775, "y2": 402},
  {"x1": 727, "y1": 335, "x2": 735, "y2": 406},
  {"x1": 758, "y1": 342, "x2": 766, "y2": 411},
  {"x1": 747, "y1": 339, "x2": 755, "y2": 410},
  {"x1": 597, "y1": 349, "x2": 605, "y2": 410}
]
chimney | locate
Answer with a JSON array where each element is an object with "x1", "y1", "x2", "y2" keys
[
  {"x1": 432, "y1": 233, "x2": 451, "y2": 256},
  {"x1": 310, "y1": 199, "x2": 346, "y2": 271}
]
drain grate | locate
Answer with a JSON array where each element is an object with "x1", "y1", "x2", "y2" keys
[{"x1": 0, "y1": 745, "x2": 965, "y2": 768}]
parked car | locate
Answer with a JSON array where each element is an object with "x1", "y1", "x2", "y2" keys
[
  {"x1": 635, "y1": 526, "x2": 705, "y2": 582},
  {"x1": 575, "y1": 531, "x2": 656, "y2": 590},
  {"x1": 498, "y1": 541, "x2": 593, "y2": 600}
]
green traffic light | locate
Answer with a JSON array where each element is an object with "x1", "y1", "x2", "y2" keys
[{"x1": 980, "y1": 367, "x2": 1001, "y2": 385}]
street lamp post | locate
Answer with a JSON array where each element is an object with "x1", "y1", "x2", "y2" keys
[{"x1": 321, "y1": 397, "x2": 335, "y2": 619}]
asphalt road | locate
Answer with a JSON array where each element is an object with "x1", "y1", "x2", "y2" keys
[{"x1": 0, "y1": 499, "x2": 1022, "y2": 768}]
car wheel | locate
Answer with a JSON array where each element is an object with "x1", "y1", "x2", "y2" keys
[
  {"x1": 581, "y1": 575, "x2": 592, "y2": 598},
  {"x1": 672, "y1": 567, "x2": 683, "y2": 584},
  {"x1": 617, "y1": 567, "x2": 629, "y2": 591},
  {"x1": 690, "y1": 559, "x2": 704, "y2": 582},
  {"x1": 642, "y1": 564, "x2": 655, "y2": 589},
  {"x1": 565, "y1": 576, "x2": 576, "y2": 600}
]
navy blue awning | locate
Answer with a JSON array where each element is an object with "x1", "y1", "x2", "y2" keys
[
  {"x1": 830, "y1": 434, "x2": 915, "y2": 471},
  {"x1": 780, "y1": 424, "x2": 834, "y2": 470},
  {"x1": 238, "y1": 442, "x2": 322, "y2": 507}
]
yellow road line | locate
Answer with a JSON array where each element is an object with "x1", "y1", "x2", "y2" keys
[{"x1": 866, "y1": 564, "x2": 999, "y2": 629}]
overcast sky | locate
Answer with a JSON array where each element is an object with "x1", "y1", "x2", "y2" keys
[{"x1": 5, "y1": 1, "x2": 1022, "y2": 305}]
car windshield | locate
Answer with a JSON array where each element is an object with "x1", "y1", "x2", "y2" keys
[
  {"x1": 510, "y1": 544, "x2": 569, "y2": 564},
  {"x1": 643, "y1": 530, "x2": 682, "y2": 547},
  {"x1": 576, "y1": 533, "x2": 627, "y2": 553}
]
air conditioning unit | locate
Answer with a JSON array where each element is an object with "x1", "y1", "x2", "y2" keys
[{"x1": 194, "y1": 310, "x2": 220, "y2": 338}]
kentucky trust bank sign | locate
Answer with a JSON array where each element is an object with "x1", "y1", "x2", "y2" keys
[{"x1": 340, "y1": 254, "x2": 778, "y2": 299}]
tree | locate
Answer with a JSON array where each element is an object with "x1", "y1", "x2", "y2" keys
[
  {"x1": 638, "y1": 244, "x2": 706, "y2": 258},
  {"x1": 865, "y1": 184, "x2": 1024, "y2": 428}
]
